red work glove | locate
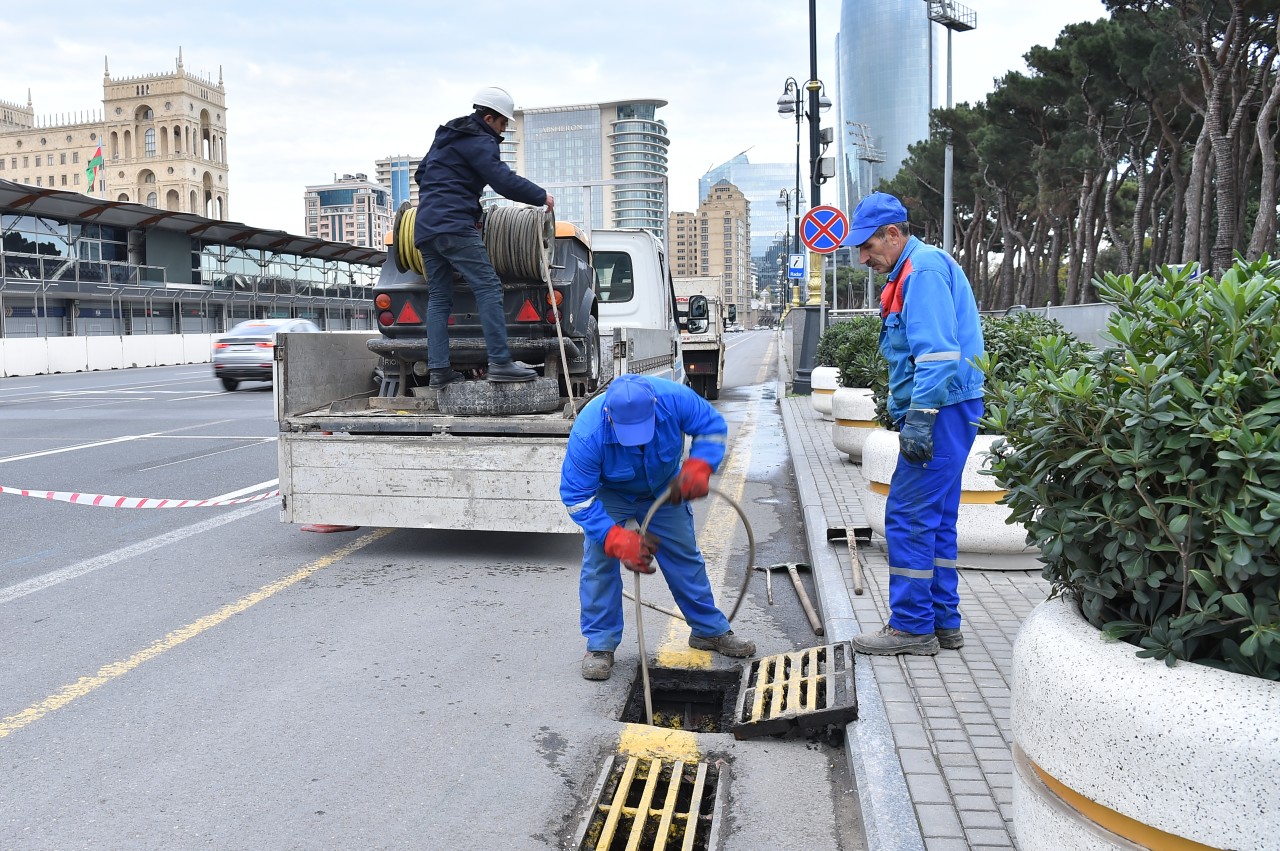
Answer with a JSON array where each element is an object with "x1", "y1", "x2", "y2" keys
[
  {"x1": 667, "y1": 458, "x2": 713, "y2": 505},
  {"x1": 604, "y1": 526, "x2": 659, "y2": 574}
]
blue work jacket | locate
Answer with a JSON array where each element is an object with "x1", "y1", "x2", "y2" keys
[
  {"x1": 413, "y1": 114, "x2": 547, "y2": 243},
  {"x1": 878, "y1": 236, "x2": 985, "y2": 422},
  {"x1": 560, "y1": 377, "x2": 728, "y2": 544}
]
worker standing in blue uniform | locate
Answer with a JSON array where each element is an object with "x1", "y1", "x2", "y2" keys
[
  {"x1": 560, "y1": 374, "x2": 756, "y2": 680},
  {"x1": 847, "y1": 193, "x2": 986, "y2": 656}
]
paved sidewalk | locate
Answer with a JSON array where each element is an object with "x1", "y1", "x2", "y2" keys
[{"x1": 779, "y1": 378, "x2": 1051, "y2": 850}]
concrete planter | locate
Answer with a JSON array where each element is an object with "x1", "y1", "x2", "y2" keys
[
  {"x1": 1012, "y1": 596, "x2": 1280, "y2": 851},
  {"x1": 861, "y1": 430, "x2": 1032, "y2": 556},
  {"x1": 810, "y1": 366, "x2": 840, "y2": 417},
  {"x1": 830, "y1": 387, "x2": 877, "y2": 462}
]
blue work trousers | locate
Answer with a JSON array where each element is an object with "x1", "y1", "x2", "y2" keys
[
  {"x1": 580, "y1": 490, "x2": 731, "y2": 652},
  {"x1": 417, "y1": 231, "x2": 512, "y2": 369},
  {"x1": 885, "y1": 398, "x2": 983, "y2": 635}
]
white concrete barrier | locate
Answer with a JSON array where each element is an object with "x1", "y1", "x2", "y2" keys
[
  {"x1": 830, "y1": 387, "x2": 877, "y2": 461},
  {"x1": 1, "y1": 335, "x2": 213, "y2": 377},
  {"x1": 810, "y1": 366, "x2": 839, "y2": 417},
  {"x1": 861, "y1": 430, "x2": 1033, "y2": 556},
  {"x1": 1013, "y1": 597, "x2": 1280, "y2": 851}
]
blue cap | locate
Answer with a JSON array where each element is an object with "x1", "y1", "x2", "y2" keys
[
  {"x1": 848, "y1": 192, "x2": 909, "y2": 246},
  {"x1": 604, "y1": 374, "x2": 656, "y2": 446}
]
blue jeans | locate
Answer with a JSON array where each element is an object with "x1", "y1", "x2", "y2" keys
[
  {"x1": 580, "y1": 490, "x2": 731, "y2": 652},
  {"x1": 884, "y1": 398, "x2": 983, "y2": 635},
  {"x1": 417, "y1": 231, "x2": 512, "y2": 369}
]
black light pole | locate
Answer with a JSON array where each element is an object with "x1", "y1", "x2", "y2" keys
[{"x1": 777, "y1": 79, "x2": 803, "y2": 259}]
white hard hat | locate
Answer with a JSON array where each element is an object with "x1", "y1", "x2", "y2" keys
[{"x1": 472, "y1": 86, "x2": 515, "y2": 120}]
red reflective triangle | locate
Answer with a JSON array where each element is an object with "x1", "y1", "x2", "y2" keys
[
  {"x1": 396, "y1": 301, "x2": 422, "y2": 325},
  {"x1": 515, "y1": 299, "x2": 541, "y2": 322}
]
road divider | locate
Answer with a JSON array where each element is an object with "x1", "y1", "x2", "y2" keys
[{"x1": 0, "y1": 484, "x2": 279, "y2": 508}]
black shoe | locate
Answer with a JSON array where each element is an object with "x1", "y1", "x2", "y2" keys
[
  {"x1": 935, "y1": 627, "x2": 964, "y2": 650},
  {"x1": 581, "y1": 650, "x2": 614, "y2": 680},
  {"x1": 487, "y1": 360, "x2": 537, "y2": 383},
  {"x1": 428, "y1": 368, "x2": 464, "y2": 389}
]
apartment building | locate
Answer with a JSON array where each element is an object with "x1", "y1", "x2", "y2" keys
[{"x1": 303, "y1": 173, "x2": 394, "y2": 249}]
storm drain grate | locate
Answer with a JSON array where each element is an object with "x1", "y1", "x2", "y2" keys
[
  {"x1": 576, "y1": 755, "x2": 723, "y2": 851},
  {"x1": 731, "y1": 642, "x2": 857, "y2": 739}
]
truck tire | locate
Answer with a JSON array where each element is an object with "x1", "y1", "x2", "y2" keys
[
  {"x1": 583, "y1": 316, "x2": 601, "y2": 393},
  {"x1": 436, "y1": 376, "x2": 560, "y2": 416},
  {"x1": 704, "y1": 376, "x2": 720, "y2": 401}
]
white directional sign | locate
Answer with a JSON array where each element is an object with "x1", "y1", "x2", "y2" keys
[{"x1": 787, "y1": 253, "x2": 806, "y2": 279}]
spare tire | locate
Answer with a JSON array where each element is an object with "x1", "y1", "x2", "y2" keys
[{"x1": 436, "y1": 376, "x2": 561, "y2": 416}]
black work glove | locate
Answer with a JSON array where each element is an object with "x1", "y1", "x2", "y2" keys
[{"x1": 899, "y1": 409, "x2": 937, "y2": 463}]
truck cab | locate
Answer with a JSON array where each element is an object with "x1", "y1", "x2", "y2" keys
[{"x1": 591, "y1": 228, "x2": 685, "y2": 386}]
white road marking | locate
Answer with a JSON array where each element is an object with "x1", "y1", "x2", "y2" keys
[
  {"x1": 0, "y1": 500, "x2": 275, "y2": 605},
  {"x1": 0, "y1": 419, "x2": 240, "y2": 465},
  {"x1": 211, "y1": 479, "x2": 279, "y2": 501},
  {"x1": 138, "y1": 439, "x2": 276, "y2": 471}
]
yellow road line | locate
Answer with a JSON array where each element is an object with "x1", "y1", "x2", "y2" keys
[
  {"x1": 654, "y1": 338, "x2": 774, "y2": 667},
  {"x1": 0, "y1": 528, "x2": 394, "y2": 739}
]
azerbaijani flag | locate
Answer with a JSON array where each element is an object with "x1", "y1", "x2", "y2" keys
[{"x1": 85, "y1": 142, "x2": 104, "y2": 188}]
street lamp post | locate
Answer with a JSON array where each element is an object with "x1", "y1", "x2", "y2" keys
[
  {"x1": 926, "y1": 0, "x2": 977, "y2": 254},
  {"x1": 776, "y1": 187, "x2": 804, "y2": 305}
]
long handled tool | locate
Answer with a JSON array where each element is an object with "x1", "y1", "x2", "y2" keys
[{"x1": 768, "y1": 562, "x2": 824, "y2": 636}]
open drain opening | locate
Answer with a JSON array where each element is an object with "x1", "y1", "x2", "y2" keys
[
  {"x1": 576, "y1": 755, "x2": 723, "y2": 851},
  {"x1": 619, "y1": 667, "x2": 741, "y2": 733}
]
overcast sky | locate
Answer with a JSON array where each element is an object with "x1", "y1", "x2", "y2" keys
[{"x1": 2, "y1": 0, "x2": 1108, "y2": 234}]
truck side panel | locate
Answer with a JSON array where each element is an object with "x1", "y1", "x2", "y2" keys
[{"x1": 279, "y1": 433, "x2": 577, "y2": 533}]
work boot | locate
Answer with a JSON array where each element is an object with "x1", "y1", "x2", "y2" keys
[
  {"x1": 935, "y1": 627, "x2": 964, "y2": 650},
  {"x1": 428, "y1": 368, "x2": 465, "y2": 389},
  {"x1": 688, "y1": 630, "x2": 756, "y2": 658},
  {"x1": 852, "y1": 625, "x2": 939, "y2": 656},
  {"x1": 487, "y1": 360, "x2": 537, "y2": 383},
  {"x1": 581, "y1": 650, "x2": 614, "y2": 681}
]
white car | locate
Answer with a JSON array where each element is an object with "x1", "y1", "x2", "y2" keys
[{"x1": 212, "y1": 318, "x2": 320, "y2": 391}]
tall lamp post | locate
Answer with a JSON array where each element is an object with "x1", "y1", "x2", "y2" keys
[
  {"x1": 926, "y1": 0, "x2": 976, "y2": 254},
  {"x1": 777, "y1": 0, "x2": 833, "y2": 394},
  {"x1": 777, "y1": 187, "x2": 804, "y2": 304}
]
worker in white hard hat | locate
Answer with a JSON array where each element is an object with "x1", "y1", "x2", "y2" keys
[{"x1": 413, "y1": 87, "x2": 556, "y2": 387}]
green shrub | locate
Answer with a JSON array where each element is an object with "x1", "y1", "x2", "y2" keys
[
  {"x1": 818, "y1": 314, "x2": 887, "y2": 394},
  {"x1": 983, "y1": 259, "x2": 1280, "y2": 680},
  {"x1": 978, "y1": 311, "x2": 1090, "y2": 385}
]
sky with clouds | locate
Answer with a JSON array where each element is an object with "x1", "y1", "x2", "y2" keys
[{"x1": 2, "y1": 0, "x2": 1108, "y2": 234}]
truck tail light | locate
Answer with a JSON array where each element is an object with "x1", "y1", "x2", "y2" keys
[
  {"x1": 396, "y1": 302, "x2": 422, "y2": 325},
  {"x1": 545, "y1": 290, "x2": 564, "y2": 307},
  {"x1": 375, "y1": 293, "x2": 391, "y2": 309},
  {"x1": 378, "y1": 311, "x2": 394, "y2": 326}
]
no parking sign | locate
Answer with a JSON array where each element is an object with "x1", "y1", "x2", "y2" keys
[{"x1": 800, "y1": 206, "x2": 848, "y2": 254}]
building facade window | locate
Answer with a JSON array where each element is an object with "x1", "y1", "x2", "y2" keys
[{"x1": 145, "y1": 129, "x2": 156, "y2": 157}]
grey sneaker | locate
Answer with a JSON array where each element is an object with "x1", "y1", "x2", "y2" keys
[
  {"x1": 852, "y1": 625, "x2": 940, "y2": 656},
  {"x1": 581, "y1": 650, "x2": 614, "y2": 680},
  {"x1": 935, "y1": 627, "x2": 964, "y2": 650},
  {"x1": 688, "y1": 630, "x2": 756, "y2": 658},
  {"x1": 487, "y1": 360, "x2": 537, "y2": 382},
  {"x1": 428, "y1": 368, "x2": 464, "y2": 389}
]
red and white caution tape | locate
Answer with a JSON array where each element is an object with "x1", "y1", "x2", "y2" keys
[{"x1": 0, "y1": 485, "x2": 279, "y2": 508}]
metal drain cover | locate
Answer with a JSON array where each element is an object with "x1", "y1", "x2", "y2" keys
[
  {"x1": 575, "y1": 754, "x2": 725, "y2": 851},
  {"x1": 731, "y1": 642, "x2": 857, "y2": 739}
]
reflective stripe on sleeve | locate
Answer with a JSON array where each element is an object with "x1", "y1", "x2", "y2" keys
[
  {"x1": 693, "y1": 433, "x2": 727, "y2": 445},
  {"x1": 916, "y1": 351, "x2": 961, "y2": 362},
  {"x1": 567, "y1": 496, "x2": 596, "y2": 516}
]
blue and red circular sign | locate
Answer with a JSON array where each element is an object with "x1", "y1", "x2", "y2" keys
[{"x1": 800, "y1": 205, "x2": 848, "y2": 254}]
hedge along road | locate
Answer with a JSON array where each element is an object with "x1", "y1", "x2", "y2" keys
[{"x1": 0, "y1": 340, "x2": 864, "y2": 851}]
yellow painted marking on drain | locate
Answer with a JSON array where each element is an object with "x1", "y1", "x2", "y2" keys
[
  {"x1": 653, "y1": 337, "x2": 774, "y2": 667},
  {"x1": 870, "y1": 479, "x2": 1006, "y2": 504},
  {"x1": 0, "y1": 528, "x2": 394, "y2": 739},
  {"x1": 618, "y1": 724, "x2": 702, "y2": 761}
]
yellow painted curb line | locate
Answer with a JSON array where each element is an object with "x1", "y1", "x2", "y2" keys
[{"x1": 869, "y1": 480, "x2": 1006, "y2": 504}]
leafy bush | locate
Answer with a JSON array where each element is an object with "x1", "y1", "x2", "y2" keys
[
  {"x1": 818, "y1": 314, "x2": 886, "y2": 392},
  {"x1": 979, "y1": 311, "x2": 1090, "y2": 385},
  {"x1": 983, "y1": 260, "x2": 1280, "y2": 680}
]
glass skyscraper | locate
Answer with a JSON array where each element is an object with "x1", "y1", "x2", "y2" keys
[
  {"x1": 838, "y1": 0, "x2": 938, "y2": 207},
  {"x1": 699, "y1": 153, "x2": 796, "y2": 287},
  {"x1": 507, "y1": 99, "x2": 669, "y2": 241}
]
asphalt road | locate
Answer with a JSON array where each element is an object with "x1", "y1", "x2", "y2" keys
[{"x1": 0, "y1": 332, "x2": 864, "y2": 850}]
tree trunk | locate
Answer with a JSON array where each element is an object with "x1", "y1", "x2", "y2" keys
[
  {"x1": 1248, "y1": 51, "x2": 1280, "y2": 258},
  {"x1": 1182, "y1": 119, "x2": 1212, "y2": 265}
]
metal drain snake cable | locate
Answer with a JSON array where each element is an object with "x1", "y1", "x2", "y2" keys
[{"x1": 631, "y1": 484, "x2": 757, "y2": 727}]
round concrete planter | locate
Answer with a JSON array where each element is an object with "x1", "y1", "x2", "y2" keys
[
  {"x1": 810, "y1": 366, "x2": 840, "y2": 417},
  {"x1": 830, "y1": 387, "x2": 877, "y2": 461},
  {"x1": 1012, "y1": 596, "x2": 1280, "y2": 851},
  {"x1": 861, "y1": 430, "x2": 1032, "y2": 556}
]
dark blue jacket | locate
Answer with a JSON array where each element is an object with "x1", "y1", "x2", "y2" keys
[
  {"x1": 413, "y1": 114, "x2": 547, "y2": 243},
  {"x1": 560, "y1": 377, "x2": 727, "y2": 544}
]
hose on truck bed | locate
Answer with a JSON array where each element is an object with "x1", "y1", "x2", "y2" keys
[{"x1": 395, "y1": 204, "x2": 555, "y2": 283}]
